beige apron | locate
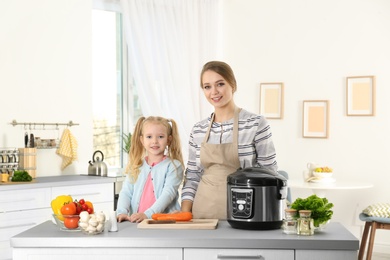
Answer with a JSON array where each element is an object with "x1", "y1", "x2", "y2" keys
[{"x1": 192, "y1": 107, "x2": 241, "y2": 219}]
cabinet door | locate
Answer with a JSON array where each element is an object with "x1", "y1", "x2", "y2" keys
[
  {"x1": 52, "y1": 183, "x2": 114, "y2": 212},
  {"x1": 184, "y1": 248, "x2": 294, "y2": 260},
  {"x1": 0, "y1": 187, "x2": 51, "y2": 212},
  {"x1": 296, "y1": 250, "x2": 357, "y2": 260},
  {"x1": 0, "y1": 208, "x2": 51, "y2": 260},
  {"x1": 13, "y1": 248, "x2": 182, "y2": 260}
]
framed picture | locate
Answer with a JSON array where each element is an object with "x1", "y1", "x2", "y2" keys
[
  {"x1": 303, "y1": 100, "x2": 329, "y2": 138},
  {"x1": 346, "y1": 76, "x2": 375, "y2": 116},
  {"x1": 259, "y1": 82, "x2": 284, "y2": 119}
]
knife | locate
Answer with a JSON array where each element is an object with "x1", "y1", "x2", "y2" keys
[
  {"x1": 146, "y1": 220, "x2": 195, "y2": 224},
  {"x1": 147, "y1": 220, "x2": 176, "y2": 224},
  {"x1": 24, "y1": 132, "x2": 28, "y2": 148},
  {"x1": 30, "y1": 133, "x2": 34, "y2": 148}
]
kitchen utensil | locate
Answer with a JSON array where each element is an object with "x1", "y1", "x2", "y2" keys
[
  {"x1": 88, "y1": 150, "x2": 108, "y2": 177},
  {"x1": 227, "y1": 167, "x2": 287, "y2": 230},
  {"x1": 137, "y1": 219, "x2": 218, "y2": 229},
  {"x1": 30, "y1": 133, "x2": 34, "y2": 148},
  {"x1": 147, "y1": 220, "x2": 177, "y2": 224},
  {"x1": 24, "y1": 132, "x2": 28, "y2": 148}
]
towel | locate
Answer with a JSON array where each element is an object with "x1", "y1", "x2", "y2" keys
[{"x1": 56, "y1": 128, "x2": 78, "y2": 170}]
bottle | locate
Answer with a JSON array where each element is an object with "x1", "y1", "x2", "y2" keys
[
  {"x1": 282, "y1": 209, "x2": 297, "y2": 234},
  {"x1": 297, "y1": 210, "x2": 314, "y2": 235}
]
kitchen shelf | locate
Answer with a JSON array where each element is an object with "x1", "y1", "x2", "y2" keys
[{"x1": 10, "y1": 120, "x2": 79, "y2": 129}]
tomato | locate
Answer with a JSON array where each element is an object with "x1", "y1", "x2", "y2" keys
[
  {"x1": 85, "y1": 201, "x2": 94, "y2": 213},
  {"x1": 87, "y1": 207, "x2": 93, "y2": 214},
  {"x1": 61, "y1": 202, "x2": 77, "y2": 215},
  {"x1": 79, "y1": 199, "x2": 85, "y2": 205},
  {"x1": 81, "y1": 204, "x2": 88, "y2": 211},
  {"x1": 74, "y1": 202, "x2": 82, "y2": 214},
  {"x1": 64, "y1": 216, "x2": 80, "y2": 229}
]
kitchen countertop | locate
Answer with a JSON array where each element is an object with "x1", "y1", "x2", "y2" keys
[
  {"x1": 11, "y1": 220, "x2": 359, "y2": 250},
  {"x1": 0, "y1": 175, "x2": 121, "y2": 191}
]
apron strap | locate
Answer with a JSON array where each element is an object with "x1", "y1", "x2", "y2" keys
[
  {"x1": 203, "y1": 113, "x2": 215, "y2": 143},
  {"x1": 203, "y1": 107, "x2": 241, "y2": 145}
]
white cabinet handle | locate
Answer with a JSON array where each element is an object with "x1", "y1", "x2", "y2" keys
[
  {"x1": 217, "y1": 255, "x2": 263, "y2": 259},
  {"x1": 0, "y1": 198, "x2": 35, "y2": 203},
  {"x1": 69, "y1": 192, "x2": 100, "y2": 197},
  {"x1": 0, "y1": 223, "x2": 37, "y2": 229}
]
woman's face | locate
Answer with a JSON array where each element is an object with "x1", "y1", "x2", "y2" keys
[{"x1": 201, "y1": 70, "x2": 234, "y2": 109}]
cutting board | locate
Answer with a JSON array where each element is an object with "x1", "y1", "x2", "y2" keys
[
  {"x1": 0, "y1": 180, "x2": 36, "y2": 185},
  {"x1": 137, "y1": 219, "x2": 219, "y2": 230}
]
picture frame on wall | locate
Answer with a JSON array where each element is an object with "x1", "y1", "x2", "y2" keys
[
  {"x1": 259, "y1": 82, "x2": 284, "y2": 119},
  {"x1": 303, "y1": 100, "x2": 329, "y2": 138},
  {"x1": 346, "y1": 76, "x2": 375, "y2": 116}
]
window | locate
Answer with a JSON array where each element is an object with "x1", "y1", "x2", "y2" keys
[
  {"x1": 92, "y1": 9, "x2": 122, "y2": 167},
  {"x1": 92, "y1": 2, "x2": 141, "y2": 169}
]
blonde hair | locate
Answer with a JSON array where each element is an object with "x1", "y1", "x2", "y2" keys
[{"x1": 125, "y1": 116, "x2": 184, "y2": 183}]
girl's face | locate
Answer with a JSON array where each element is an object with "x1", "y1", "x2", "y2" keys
[
  {"x1": 140, "y1": 122, "x2": 171, "y2": 160},
  {"x1": 201, "y1": 70, "x2": 234, "y2": 109}
]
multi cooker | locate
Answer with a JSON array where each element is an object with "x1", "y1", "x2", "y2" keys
[{"x1": 227, "y1": 167, "x2": 287, "y2": 230}]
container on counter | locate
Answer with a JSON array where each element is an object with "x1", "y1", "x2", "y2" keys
[
  {"x1": 18, "y1": 148, "x2": 37, "y2": 178},
  {"x1": 282, "y1": 209, "x2": 298, "y2": 234},
  {"x1": 297, "y1": 210, "x2": 314, "y2": 236}
]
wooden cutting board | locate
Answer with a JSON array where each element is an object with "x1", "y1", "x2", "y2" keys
[
  {"x1": 0, "y1": 180, "x2": 36, "y2": 185},
  {"x1": 137, "y1": 219, "x2": 219, "y2": 230}
]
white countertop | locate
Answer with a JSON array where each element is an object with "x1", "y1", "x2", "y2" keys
[
  {"x1": 0, "y1": 175, "x2": 121, "y2": 191},
  {"x1": 11, "y1": 220, "x2": 359, "y2": 250}
]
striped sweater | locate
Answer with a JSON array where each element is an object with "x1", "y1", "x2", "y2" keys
[{"x1": 181, "y1": 109, "x2": 278, "y2": 202}]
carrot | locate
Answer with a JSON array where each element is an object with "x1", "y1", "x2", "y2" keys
[
  {"x1": 151, "y1": 212, "x2": 193, "y2": 222},
  {"x1": 151, "y1": 213, "x2": 166, "y2": 220}
]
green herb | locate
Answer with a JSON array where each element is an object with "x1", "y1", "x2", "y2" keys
[
  {"x1": 291, "y1": 194, "x2": 334, "y2": 227},
  {"x1": 122, "y1": 132, "x2": 132, "y2": 154},
  {"x1": 11, "y1": 170, "x2": 33, "y2": 182}
]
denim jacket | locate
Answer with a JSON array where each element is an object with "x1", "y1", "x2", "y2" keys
[{"x1": 116, "y1": 158, "x2": 183, "y2": 218}]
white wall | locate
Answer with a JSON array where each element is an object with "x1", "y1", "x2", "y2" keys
[
  {"x1": 1, "y1": 0, "x2": 390, "y2": 254},
  {"x1": 223, "y1": 0, "x2": 390, "y2": 253},
  {"x1": 0, "y1": 0, "x2": 93, "y2": 176}
]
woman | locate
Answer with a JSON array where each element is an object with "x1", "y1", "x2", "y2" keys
[{"x1": 181, "y1": 61, "x2": 278, "y2": 219}]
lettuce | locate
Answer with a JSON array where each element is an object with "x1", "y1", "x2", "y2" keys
[
  {"x1": 11, "y1": 170, "x2": 32, "y2": 182},
  {"x1": 290, "y1": 194, "x2": 334, "y2": 227}
]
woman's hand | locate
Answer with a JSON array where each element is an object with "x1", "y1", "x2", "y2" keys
[
  {"x1": 129, "y1": 212, "x2": 147, "y2": 223},
  {"x1": 117, "y1": 213, "x2": 131, "y2": 223}
]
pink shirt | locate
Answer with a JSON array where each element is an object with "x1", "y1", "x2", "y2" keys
[
  {"x1": 138, "y1": 172, "x2": 155, "y2": 213},
  {"x1": 138, "y1": 156, "x2": 166, "y2": 213}
]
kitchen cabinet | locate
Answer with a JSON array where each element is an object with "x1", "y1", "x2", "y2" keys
[
  {"x1": 0, "y1": 175, "x2": 116, "y2": 260},
  {"x1": 13, "y1": 248, "x2": 182, "y2": 260},
  {"x1": 11, "y1": 220, "x2": 359, "y2": 260},
  {"x1": 184, "y1": 249, "x2": 294, "y2": 259}
]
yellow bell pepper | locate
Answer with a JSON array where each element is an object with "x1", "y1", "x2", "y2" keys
[{"x1": 51, "y1": 195, "x2": 73, "y2": 221}]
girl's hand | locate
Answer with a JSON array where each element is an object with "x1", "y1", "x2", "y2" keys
[
  {"x1": 129, "y1": 212, "x2": 147, "y2": 223},
  {"x1": 117, "y1": 213, "x2": 131, "y2": 223}
]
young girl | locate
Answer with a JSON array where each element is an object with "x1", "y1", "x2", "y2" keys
[{"x1": 116, "y1": 116, "x2": 184, "y2": 223}]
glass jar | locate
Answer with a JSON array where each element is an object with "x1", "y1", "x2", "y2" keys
[
  {"x1": 297, "y1": 210, "x2": 314, "y2": 235},
  {"x1": 282, "y1": 209, "x2": 297, "y2": 234}
]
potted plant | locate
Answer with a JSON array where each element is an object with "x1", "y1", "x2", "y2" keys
[
  {"x1": 290, "y1": 194, "x2": 334, "y2": 228},
  {"x1": 122, "y1": 132, "x2": 132, "y2": 154}
]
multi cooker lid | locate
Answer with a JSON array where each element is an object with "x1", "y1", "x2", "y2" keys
[{"x1": 227, "y1": 167, "x2": 287, "y2": 187}]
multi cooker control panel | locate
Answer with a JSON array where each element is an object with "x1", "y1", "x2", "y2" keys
[{"x1": 231, "y1": 188, "x2": 253, "y2": 219}]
